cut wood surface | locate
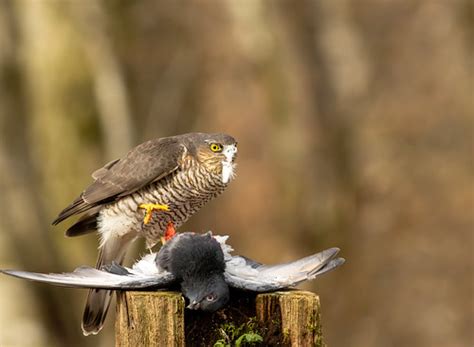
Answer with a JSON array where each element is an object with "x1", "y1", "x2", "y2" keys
[{"x1": 116, "y1": 290, "x2": 323, "y2": 346}]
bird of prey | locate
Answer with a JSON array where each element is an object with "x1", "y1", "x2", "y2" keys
[
  {"x1": 51, "y1": 133, "x2": 238, "y2": 335},
  {"x1": 1, "y1": 232, "x2": 345, "y2": 332}
]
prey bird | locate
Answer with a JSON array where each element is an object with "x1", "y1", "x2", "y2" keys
[
  {"x1": 51, "y1": 133, "x2": 238, "y2": 335},
  {"x1": 1, "y1": 232, "x2": 345, "y2": 332}
]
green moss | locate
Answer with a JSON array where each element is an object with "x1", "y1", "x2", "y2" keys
[
  {"x1": 213, "y1": 318, "x2": 263, "y2": 347},
  {"x1": 313, "y1": 301, "x2": 325, "y2": 347},
  {"x1": 282, "y1": 328, "x2": 290, "y2": 344}
]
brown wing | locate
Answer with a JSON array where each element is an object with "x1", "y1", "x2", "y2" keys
[{"x1": 52, "y1": 137, "x2": 186, "y2": 225}]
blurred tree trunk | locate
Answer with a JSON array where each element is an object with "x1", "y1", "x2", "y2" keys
[
  {"x1": 0, "y1": 2, "x2": 81, "y2": 346},
  {"x1": 70, "y1": 1, "x2": 134, "y2": 158}
]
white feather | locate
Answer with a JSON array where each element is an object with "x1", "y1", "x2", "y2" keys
[
  {"x1": 213, "y1": 235, "x2": 233, "y2": 260},
  {"x1": 221, "y1": 144, "x2": 237, "y2": 184},
  {"x1": 131, "y1": 253, "x2": 162, "y2": 275},
  {"x1": 97, "y1": 212, "x2": 136, "y2": 248}
]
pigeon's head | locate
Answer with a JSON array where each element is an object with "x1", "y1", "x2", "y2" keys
[
  {"x1": 189, "y1": 133, "x2": 237, "y2": 184},
  {"x1": 183, "y1": 274, "x2": 230, "y2": 312},
  {"x1": 156, "y1": 232, "x2": 230, "y2": 312}
]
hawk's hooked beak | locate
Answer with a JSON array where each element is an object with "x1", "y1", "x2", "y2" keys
[{"x1": 187, "y1": 300, "x2": 201, "y2": 310}]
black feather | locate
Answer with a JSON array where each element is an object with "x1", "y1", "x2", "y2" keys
[
  {"x1": 156, "y1": 233, "x2": 229, "y2": 311},
  {"x1": 65, "y1": 212, "x2": 99, "y2": 237},
  {"x1": 52, "y1": 195, "x2": 89, "y2": 225},
  {"x1": 157, "y1": 233, "x2": 225, "y2": 280},
  {"x1": 102, "y1": 262, "x2": 132, "y2": 276}
]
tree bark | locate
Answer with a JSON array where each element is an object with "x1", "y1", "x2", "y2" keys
[
  {"x1": 115, "y1": 291, "x2": 185, "y2": 347},
  {"x1": 256, "y1": 291, "x2": 324, "y2": 347}
]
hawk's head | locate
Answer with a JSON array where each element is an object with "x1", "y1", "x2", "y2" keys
[{"x1": 191, "y1": 133, "x2": 237, "y2": 184}]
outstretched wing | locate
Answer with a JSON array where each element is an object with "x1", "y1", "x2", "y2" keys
[
  {"x1": 224, "y1": 248, "x2": 345, "y2": 292},
  {"x1": 1, "y1": 265, "x2": 175, "y2": 290},
  {"x1": 52, "y1": 136, "x2": 186, "y2": 225}
]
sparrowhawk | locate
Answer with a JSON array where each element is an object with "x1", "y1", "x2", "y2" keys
[{"x1": 51, "y1": 132, "x2": 237, "y2": 335}]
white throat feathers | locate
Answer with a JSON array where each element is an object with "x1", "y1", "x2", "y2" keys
[{"x1": 221, "y1": 144, "x2": 237, "y2": 184}]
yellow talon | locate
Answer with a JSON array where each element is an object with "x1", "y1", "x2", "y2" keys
[{"x1": 139, "y1": 203, "x2": 169, "y2": 225}]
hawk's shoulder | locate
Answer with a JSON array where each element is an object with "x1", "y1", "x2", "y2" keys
[{"x1": 53, "y1": 137, "x2": 186, "y2": 224}]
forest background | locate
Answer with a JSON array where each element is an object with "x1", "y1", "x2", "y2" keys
[{"x1": 0, "y1": 1, "x2": 472, "y2": 346}]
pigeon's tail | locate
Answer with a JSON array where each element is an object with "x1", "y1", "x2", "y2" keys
[{"x1": 81, "y1": 234, "x2": 135, "y2": 336}]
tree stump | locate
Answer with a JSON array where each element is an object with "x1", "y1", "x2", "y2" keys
[
  {"x1": 115, "y1": 291, "x2": 185, "y2": 347},
  {"x1": 116, "y1": 289, "x2": 324, "y2": 346},
  {"x1": 256, "y1": 291, "x2": 323, "y2": 347}
]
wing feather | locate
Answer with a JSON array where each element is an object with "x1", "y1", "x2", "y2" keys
[
  {"x1": 1, "y1": 266, "x2": 175, "y2": 290},
  {"x1": 224, "y1": 248, "x2": 344, "y2": 291},
  {"x1": 52, "y1": 137, "x2": 185, "y2": 225},
  {"x1": 2, "y1": 234, "x2": 345, "y2": 293}
]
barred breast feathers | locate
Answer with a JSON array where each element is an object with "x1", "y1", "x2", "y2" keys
[{"x1": 98, "y1": 156, "x2": 229, "y2": 248}]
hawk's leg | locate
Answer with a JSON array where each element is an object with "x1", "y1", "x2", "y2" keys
[
  {"x1": 139, "y1": 203, "x2": 169, "y2": 224},
  {"x1": 160, "y1": 221, "x2": 176, "y2": 245}
]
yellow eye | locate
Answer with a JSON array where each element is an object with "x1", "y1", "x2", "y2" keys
[{"x1": 210, "y1": 143, "x2": 222, "y2": 152}]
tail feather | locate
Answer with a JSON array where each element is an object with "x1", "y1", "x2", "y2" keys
[
  {"x1": 81, "y1": 289, "x2": 114, "y2": 335},
  {"x1": 81, "y1": 233, "x2": 135, "y2": 336}
]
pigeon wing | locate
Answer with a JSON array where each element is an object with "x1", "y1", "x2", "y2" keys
[
  {"x1": 1, "y1": 265, "x2": 175, "y2": 290},
  {"x1": 224, "y1": 248, "x2": 344, "y2": 292}
]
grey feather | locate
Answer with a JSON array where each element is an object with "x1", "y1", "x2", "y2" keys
[
  {"x1": 91, "y1": 158, "x2": 120, "y2": 180},
  {"x1": 223, "y1": 247, "x2": 344, "y2": 291},
  {"x1": 0, "y1": 266, "x2": 175, "y2": 289}
]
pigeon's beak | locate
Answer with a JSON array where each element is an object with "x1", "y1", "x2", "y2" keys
[{"x1": 187, "y1": 300, "x2": 201, "y2": 310}]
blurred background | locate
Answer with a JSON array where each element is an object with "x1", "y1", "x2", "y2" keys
[{"x1": 0, "y1": 1, "x2": 472, "y2": 346}]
